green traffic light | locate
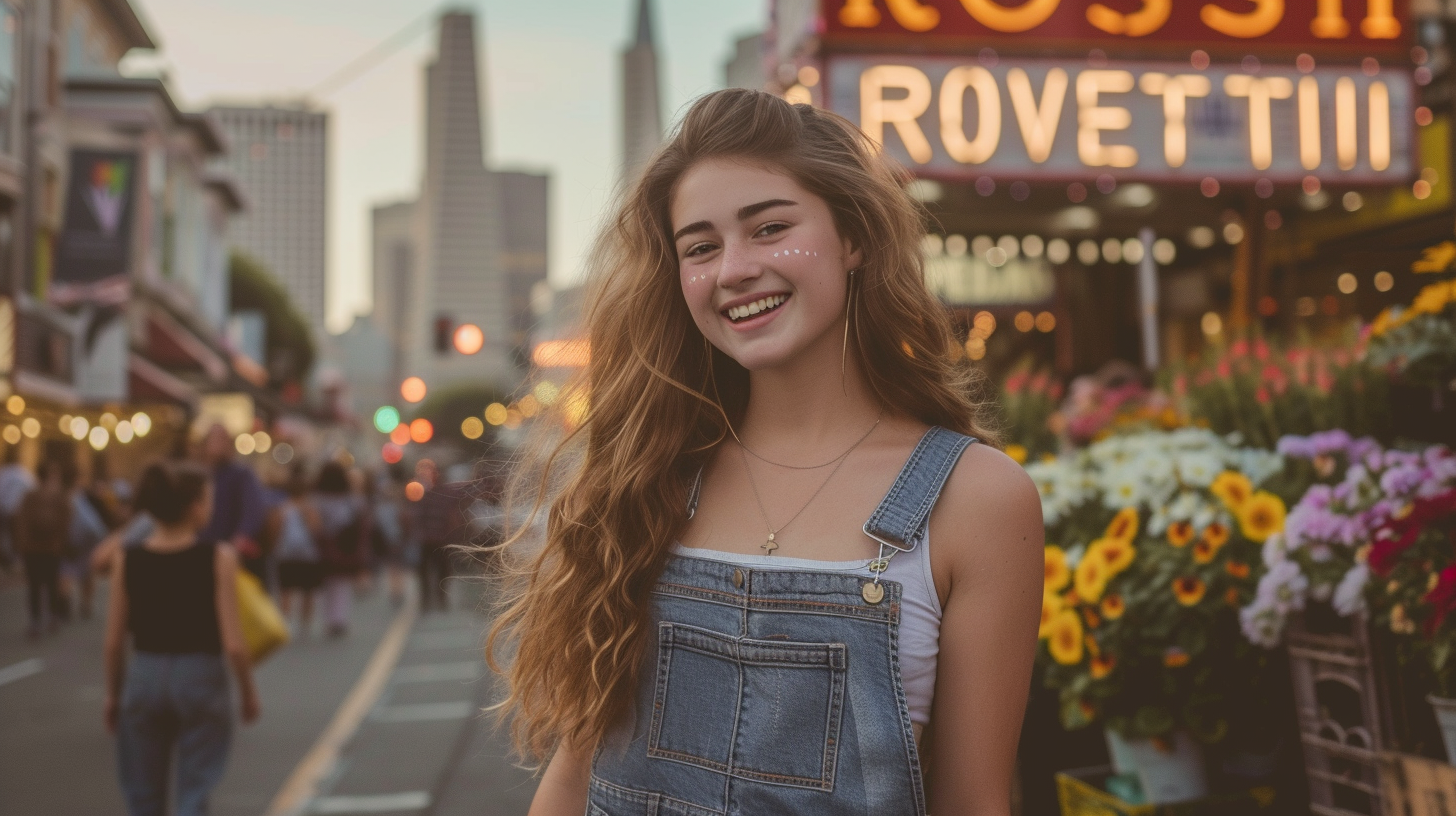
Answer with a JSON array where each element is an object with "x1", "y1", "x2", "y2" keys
[{"x1": 374, "y1": 406, "x2": 401, "y2": 434}]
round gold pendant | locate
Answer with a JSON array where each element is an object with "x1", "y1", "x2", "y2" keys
[{"x1": 861, "y1": 581, "x2": 885, "y2": 605}]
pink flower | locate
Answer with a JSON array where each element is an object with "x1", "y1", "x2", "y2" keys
[
  {"x1": 1216, "y1": 360, "x2": 1232, "y2": 379},
  {"x1": 1256, "y1": 386, "x2": 1271, "y2": 404},
  {"x1": 1254, "y1": 339, "x2": 1271, "y2": 361},
  {"x1": 1231, "y1": 339, "x2": 1249, "y2": 358}
]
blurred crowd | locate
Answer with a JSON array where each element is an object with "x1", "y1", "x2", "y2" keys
[{"x1": 1, "y1": 424, "x2": 498, "y2": 642}]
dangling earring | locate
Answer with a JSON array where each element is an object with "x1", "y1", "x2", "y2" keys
[{"x1": 842, "y1": 269, "x2": 856, "y2": 388}]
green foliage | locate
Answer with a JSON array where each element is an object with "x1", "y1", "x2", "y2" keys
[{"x1": 228, "y1": 252, "x2": 316, "y2": 386}]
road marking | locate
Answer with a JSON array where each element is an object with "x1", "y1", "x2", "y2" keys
[
  {"x1": 0, "y1": 658, "x2": 43, "y2": 688},
  {"x1": 266, "y1": 598, "x2": 419, "y2": 816},
  {"x1": 370, "y1": 700, "x2": 474, "y2": 723},
  {"x1": 391, "y1": 661, "x2": 480, "y2": 684},
  {"x1": 310, "y1": 790, "x2": 431, "y2": 813}
]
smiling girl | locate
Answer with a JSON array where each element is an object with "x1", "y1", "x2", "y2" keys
[{"x1": 492, "y1": 89, "x2": 1043, "y2": 816}]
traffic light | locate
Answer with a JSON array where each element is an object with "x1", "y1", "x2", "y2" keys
[{"x1": 434, "y1": 315, "x2": 453, "y2": 354}]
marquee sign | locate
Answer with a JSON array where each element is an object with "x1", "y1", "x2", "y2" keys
[
  {"x1": 822, "y1": 0, "x2": 1409, "y2": 53},
  {"x1": 827, "y1": 55, "x2": 1414, "y2": 182}
]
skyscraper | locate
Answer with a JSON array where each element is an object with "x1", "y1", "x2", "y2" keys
[
  {"x1": 620, "y1": 0, "x2": 663, "y2": 182},
  {"x1": 207, "y1": 104, "x2": 328, "y2": 330},
  {"x1": 363, "y1": 11, "x2": 548, "y2": 395},
  {"x1": 409, "y1": 11, "x2": 511, "y2": 386}
]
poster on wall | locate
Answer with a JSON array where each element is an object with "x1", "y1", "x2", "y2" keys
[{"x1": 50, "y1": 149, "x2": 137, "y2": 307}]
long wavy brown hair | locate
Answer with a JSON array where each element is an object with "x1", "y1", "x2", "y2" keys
[{"x1": 486, "y1": 88, "x2": 1000, "y2": 762}]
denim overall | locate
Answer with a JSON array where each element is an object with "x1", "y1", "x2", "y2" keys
[{"x1": 589, "y1": 427, "x2": 977, "y2": 816}]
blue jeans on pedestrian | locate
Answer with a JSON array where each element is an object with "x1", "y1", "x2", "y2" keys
[{"x1": 117, "y1": 652, "x2": 233, "y2": 816}]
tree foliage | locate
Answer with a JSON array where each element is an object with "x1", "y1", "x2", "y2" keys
[{"x1": 228, "y1": 251, "x2": 316, "y2": 386}]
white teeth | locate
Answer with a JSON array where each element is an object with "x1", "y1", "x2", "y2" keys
[{"x1": 726, "y1": 295, "x2": 787, "y2": 321}]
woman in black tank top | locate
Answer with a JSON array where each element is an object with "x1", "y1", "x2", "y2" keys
[{"x1": 103, "y1": 461, "x2": 260, "y2": 816}]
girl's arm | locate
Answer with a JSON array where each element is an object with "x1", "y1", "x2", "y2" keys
[
  {"x1": 214, "y1": 544, "x2": 260, "y2": 724},
  {"x1": 102, "y1": 549, "x2": 130, "y2": 733},
  {"x1": 927, "y1": 447, "x2": 1045, "y2": 816},
  {"x1": 527, "y1": 739, "x2": 592, "y2": 816}
]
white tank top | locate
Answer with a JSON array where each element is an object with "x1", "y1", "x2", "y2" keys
[{"x1": 671, "y1": 528, "x2": 942, "y2": 726}]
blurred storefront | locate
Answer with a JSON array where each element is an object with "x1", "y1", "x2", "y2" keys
[{"x1": 763, "y1": 0, "x2": 1453, "y2": 378}]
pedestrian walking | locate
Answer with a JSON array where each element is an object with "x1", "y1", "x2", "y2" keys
[
  {"x1": 415, "y1": 461, "x2": 460, "y2": 613},
  {"x1": 0, "y1": 446, "x2": 35, "y2": 572},
  {"x1": 14, "y1": 459, "x2": 71, "y2": 636},
  {"x1": 492, "y1": 90, "x2": 1043, "y2": 814},
  {"x1": 65, "y1": 462, "x2": 112, "y2": 620},
  {"x1": 197, "y1": 424, "x2": 268, "y2": 579},
  {"x1": 368, "y1": 471, "x2": 410, "y2": 606},
  {"x1": 103, "y1": 460, "x2": 259, "y2": 816},
  {"x1": 267, "y1": 464, "x2": 322, "y2": 632},
  {"x1": 315, "y1": 462, "x2": 368, "y2": 637}
]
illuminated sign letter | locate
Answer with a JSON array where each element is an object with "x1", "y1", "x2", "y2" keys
[
  {"x1": 838, "y1": 0, "x2": 943, "y2": 31},
  {"x1": 1223, "y1": 75, "x2": 1293, "y2": 170},
  {"x1": 1361, "y1": 0, "x2": 1401, "y2": 37},
  {"x1": 1201, "y1": 0, "x2": 1284, "y2": 38},
  {"x1": 1138, "y1": 73, "x2": 1211, "y2": 168},
  {"x1": 1369, "y1": 81, "x2": 1390, "y2": 170},
  {"x1": 1335, "y1": 76, "x2": 1357, "y2": 170},
  {"x1": 1007, "y1": 67, "x2": 1067, "y2": 163},
  {"x1": 861, "y1": 65, "x2": 935, "y2": 163},
  {"x1": 959, "y1": 0, "x2": 1061, "y2": 33},
  {"x1": 941, "y1": 67, "x2": 1002, "y2": 164},
  {"x1": 1086, "y1": 0, "x2": 1171, "y2": 36},
  {"x1": 1310, "y1": 0, "x2": 1350, "y2": 36},
  {"x1": 1298, "y1": 76, "x2": 1321, "y2": 169},
  {"x1": 1076, "y1": 70, "x2": 1138, "y2": 168}
]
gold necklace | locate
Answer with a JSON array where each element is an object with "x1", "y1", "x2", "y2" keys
[
  {"x1": 737, "y1": 418, "x2": 880, "y2": 554},
  {"x1": 726, "y1": 411, "x2": 883, "y2": 470}
]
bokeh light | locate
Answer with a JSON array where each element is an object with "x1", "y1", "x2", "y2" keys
[
  {"x1": 409, "y1": 418, "x2": 434, "y2": 444},
  {"x1": 401, "y1": 377, "x2": 427, "y2": 403},
  {"x1": 461, "y1": 416, "x2": 485, "y2": 439},
  {"x1": 89, "y1": 426, "x2": 109, "y2": 451},
  {"x1": 452, "y1": 323, "x2": 484, "y2": 355},
  {"x1": 373, "y1": 406, "x2": 401, "y2": 433},
  {"x1": 132, "y1": 412, "x2": 152, "y2": 437},
  {"x1": 235, "y1": 433, "x2": 257, "y2": 455},
  {"x1": 20, "y1": 418, "x2": 40, "y2": 439},
  {"x1": 484, "y1": 402, "x2": 508, "y2": 426},
  {"x1": 382, "y1": 443, "x2": 404, "y2": 464},
  {"x1": 1, "y1": 426, "x2": 19, "y2": 445},
  {"x1": 114, "y1": 420, "x2": 134, "y2": 443},
  {"x1": 5, "y1": 395, "x2": 23, "y2": 415},
  {"x1": 405, "y1": 481, "x2": 425, "y2": 502},
  {"x1": 390, "y1": 424, "x2": 412, "y2": 446}
]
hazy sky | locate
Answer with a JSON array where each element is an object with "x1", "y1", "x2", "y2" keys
[{"x1": 123, "y1": 0, "x2": 765, "y2": 333}]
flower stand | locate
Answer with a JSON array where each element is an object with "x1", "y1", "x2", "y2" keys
[
  {"x1": 1055, "y1": 766, "x2": 1279, "y2": 816},
  {"x1": 1429, "y1": 696, "x2": 1456, "y2": 766},
  {"x1": 1378, "y1": 752, "x2": 1456, "y2": 816},
  {"x1": 1286, "y1": 610, "x2": 1390, "y2": 816}
]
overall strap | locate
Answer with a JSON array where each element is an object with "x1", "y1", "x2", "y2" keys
[{"x1": 862, "y1": 426, "x2": 977, "y2": 553}]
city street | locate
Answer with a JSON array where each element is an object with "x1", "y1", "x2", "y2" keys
[{"x1": 0, "y1": 576, "x2": 538, "y2": 816}]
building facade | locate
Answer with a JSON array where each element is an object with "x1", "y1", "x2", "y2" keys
[{"x1": 207, "y1": 103, "x2": 328, "y2": 331}]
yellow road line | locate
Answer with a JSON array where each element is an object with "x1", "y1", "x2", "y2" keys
[{"x1": 265, "y1": 597, "x2": 419, "y2": 816}]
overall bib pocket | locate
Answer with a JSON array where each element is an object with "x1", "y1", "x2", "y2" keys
[{"x1": 647, "y1": 622, "x2": 847, "y2": 791}]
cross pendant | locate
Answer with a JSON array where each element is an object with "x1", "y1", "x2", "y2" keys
[{"x1": 761, "y1": 532, "x2": 778, "y2": 555}]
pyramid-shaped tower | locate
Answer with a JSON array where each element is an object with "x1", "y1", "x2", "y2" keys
[
  {"x1": 621, "y1": 0, "x2": 663, "y2": 183},
  {"x1": 408, "y1": 11, "x2": 512, "y2": 387}
]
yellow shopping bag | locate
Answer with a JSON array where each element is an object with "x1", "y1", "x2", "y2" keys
[{"x1": 237, "y1": 570, "x2": 289, "y2": 664}]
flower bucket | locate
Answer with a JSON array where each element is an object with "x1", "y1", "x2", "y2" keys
[
  {"x1": 1120, "y1": 730, "x2": 1210, "y2": 805},
  {"x1": 1104, "y1": 728, "x2": 1139, "y2": 775},
  {"x1": 1429, "y1": 695, "x2": 1456, "y2": 765}
]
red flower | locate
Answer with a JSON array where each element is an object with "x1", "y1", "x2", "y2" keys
[
  {"x1": 1255, "y1": 386, "x2": 1271, "y2": 404},
  {"x1": 1426, "y1": 566, "x2": 1456, "y2": 635},
  {"x1": 1216, "y1": 360, "x2": 1232, "y2": 379},
  {"x1": 1254, "y1": 339, "x2": 1271, "y2": 361},
  {"x1": 1231, "y1": 339, "x2": 1249, "y2": 358}
]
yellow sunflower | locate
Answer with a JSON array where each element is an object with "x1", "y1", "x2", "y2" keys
[
  {"x1": 1006, "y1": 444, "x2": 1029, "y2": 464},
  {"x1": 1104, "y1": 507, "x2": 1140, "y2": 542},
  {"x1": 1211, "y1": 471, "x2": 1253, "y2": 511},
  {"x1": 1100, "y1": 593, "x2": 1126, "y2": 620},
  {"x1": 1201, "y1": 522, "x2": 1230, "y2": 548},
  {"x1": 1192, "y1": 538, "x2": 1219, "y2": 564},
  {"x1": 1044, "y1": 546, "x2": 1071, "y2": 592},
  {"x1": 1167, "y1": 520, "x2": 1195, "y2": 548},
  {"x1": 1238, "y1": 491, "x2": 1287, "y2": 543},
  {"x1": 1412, "y1": 280, "x2": 1453, "y2": 315},
  {"x1": 1089, "y1": 537, "x2": 1137, "y2": 575},
  {"x1": 1075, "y1": 554, "x2": 1109, "y2": 604},
  {"x1": 1173, "y1": 576, "x2": 1207, "y2": 606},
  {"x1": 1047, "y1": 609, "x2": 1085, "y2": 665},
  {"x1": 1039, "y1": 592, "x2": 1064, "y2": 639}
]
